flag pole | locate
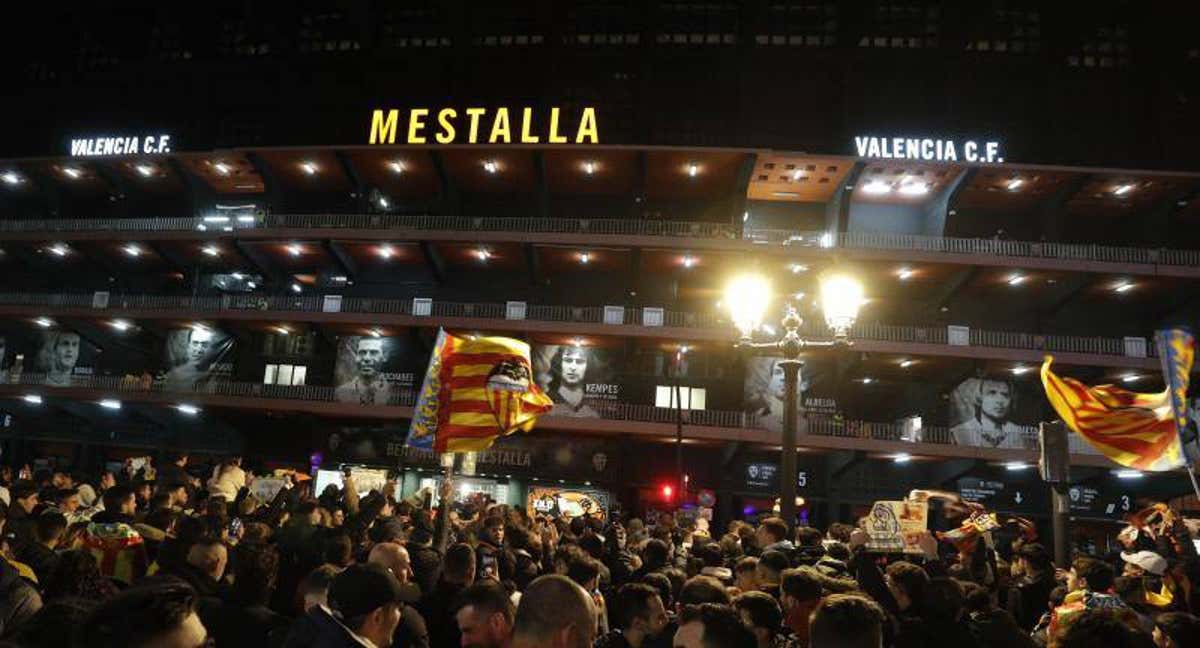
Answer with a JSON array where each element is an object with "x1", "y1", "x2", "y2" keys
[{"x1": 1186, "y1": 463, "x2": 1200, "y2": 503}]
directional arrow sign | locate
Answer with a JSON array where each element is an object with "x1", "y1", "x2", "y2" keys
[{"x1": 1014, "y1": 491, "x2": 1023, "y2": 505}]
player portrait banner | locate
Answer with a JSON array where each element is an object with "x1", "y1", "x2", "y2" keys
[
  {"x1": 334, "y1": 336, "x2": 418, "y2": 405},
  {"x1": 34, "y1": 329, "x2": 99, "y2": 387},
  {"x1": 949, "y1": 375, "x2": 1038, "y2": 449},
  {"x1": 163, "y1": 327, "x2": 234, "y2": 390},
  {"x1": 742, "y1": 357, "x2": 838, "y2": 433},
  {"x1": 531, "y1": 343, "x2": 621, "y2": 418}
]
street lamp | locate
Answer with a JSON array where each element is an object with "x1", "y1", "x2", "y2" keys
[{"x1": 725, "y1": 271, "x2": 864, "y2": 532}]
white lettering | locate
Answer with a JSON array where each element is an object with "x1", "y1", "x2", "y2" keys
[
  {"x1": 944, "y1": 141, "x2": 958, "y2": 161},
  {"x1": 69, "y1": 133, "x2": 174, "y2": 157},
  {"x1": 920, "y1": 139, "x2": 934, "y2": 160},
  {"x1": 905, "y1": 138, "x2": 919, "y2": 160},
  {"x1": 964, "y1": 141, "x2": 978, "y2": 162},
  {"x1": 71, "y1": 140, "x2": 86, "y2": 156},
  {"x1": 985, "y1": 141, "x2": 998, "y2": 162},
  {"x1": 867, "y1": 138, "x2": 881, "y2": 158},
  {"x1": 854, "y1": 136, "x2": 870, "y2": 157}
]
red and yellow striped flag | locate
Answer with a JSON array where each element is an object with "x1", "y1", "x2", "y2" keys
[
  {"x1": 426, "y1": 332, "x2": 553, "y2": 454},
  {"x1": 1040, "y1": 356, "x2": 1185, "y2": 471}
]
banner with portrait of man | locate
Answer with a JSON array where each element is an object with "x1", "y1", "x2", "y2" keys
[
  {"x1": 950, "y1": 376, "x2": 1038, "y2": 449},
  {"x1": 334, "y1": 336, "x2": 418, "y2": 405},
  {"x1": 34, "y1": 330, "x2": 99, "y2": 386},
  {"x1": 531, "y1": 343, "x2": 620, "y2": 418},
  {"x1": 743, "y1": 356, "x2": 839, "y2": 433},
  {"x1": 163, "y1": 327, "x2": 235, "y2": 390}
]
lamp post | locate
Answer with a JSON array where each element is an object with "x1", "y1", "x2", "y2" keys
[{"x1": 726, "y1": 272, "x2": 863, "y2": 533}]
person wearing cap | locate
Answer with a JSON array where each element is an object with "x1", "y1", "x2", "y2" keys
[
  {"x1": 285, "y1": 562, "x2": 406, "y2": 648},
  {"x1": 1120, "y1": 550, "x2": 1177, "y2": 611}
]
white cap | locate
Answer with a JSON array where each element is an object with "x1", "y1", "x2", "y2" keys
[{"x1": 1120, "y1": 550, "x2": 1167, "y2": 576}]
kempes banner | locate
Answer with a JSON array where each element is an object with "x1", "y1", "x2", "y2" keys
[
  {"x1": 163, "y1": 327, "x2": 235, "y2": 390},
  {"x1": 743, "y1": 356, "x2": 839, "y2": 433},
  {"x1": 949, "y1": 376, "x2": 1039, "y2": 449},
  {"x1": 333, "y1": 336, "x2": 420, "y2": 405},
  {"x1": 531, "y1": 344, "x2": 621, "y2": 418}
]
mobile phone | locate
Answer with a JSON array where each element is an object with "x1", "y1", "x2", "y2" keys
[{"x1": 228, "y1": 517, "x2": 243, "y2": 537}]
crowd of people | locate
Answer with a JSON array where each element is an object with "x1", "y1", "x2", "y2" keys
[{"x1": 0, "y1": 454, "x2": 1193, "y2": 647}]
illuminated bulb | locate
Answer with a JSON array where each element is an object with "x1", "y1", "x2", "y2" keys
[
  {"x1": 35, "y1": 317, "x2": 52, "y2": 328},
  {"x1": 22, "y1": 395, "x2": 42, "y2": 405},
  {"x1": 275, "y1": 326, "x2": 290, "y2": 335},
  {"x1": 483, "y1": 160, "x2": 498, "y2": 174},
  {"x1": 898, "y1": 182, "x2": 930, "y2": 196},
  {"x1": 790, "y1": 263, "x2": 808, "y2": 274},
  {"x1": 1011, "y1": 366, "x2": 1032, "y2": 375},
  {"x1": 377, "y1": 244, "x2": 395, "y2": 259},
  {"x1": 897, "y1": 267, "x2": 914, "y2": 280},
  {"x1": 300, "y1": 161, "x2": 318, "y2": 175},
  {"x1": 893, "y1": 453, "x2": 912, "y2": 464},
  {"x1": 1115, "y1": 469, "x2": 1143, "y2": 479},
  {"x1": 1005, "y1": 462, "x2": 1030, "y2": 471},
  {"x1": 475, "y1": 248, "x2": 491, "y2": 261},
  {"x1": 571, "y1": 337, "x2": 583, "y2": 347},
  {"x1": 1007, "y1": 273, "x2": 1027, "y2": 286},
  {"x1": 2, "y1": 172, "x2": 22, "y2": 185},
  {"x1": 1113, "y1": 282, "x2": 1134, "y2": 293},
  {"x1": 687, "y1": 163, "x2": 699, "y2": 177},
  {"x1": 583, "y1": 161, "x2": 596, "y2": 175},
  {"x1": 369, "y1": 329, "x2": 382, "y2": 338},
  {"x1": 123, "y1": 244, "x2": 141, "y2": 257},
  {"x1": 819, "y1": 232, "x2": 834, "y2": 248},
  {"x1": 1121, "y1": 374, "x2": 1141, "y2": 383},
  {"x1": 860, "y1": 377, "x2": 874, "y2": 384},
  {"x1": 792, "y1": 169, "x2": 804, "y2": 180},
  {"x1": 862, "y1": 180, "x2": 891, "y2": 194},
  {"x1": 237, "y1": 215, "x2": 255, "y2": 223},
  {"x1": 110, "y1": 319, "x2": 131, "y2": 332},
  {"x1": 378, "y1": 196, "x2": 389, "y2": 209},
  {"x1": 203, "y1": 215, "x2": 230, "y2": 223},
  {"x1": 99, "y1": 399, "x2": 122, "y2": 410},
  {"x1": 176, "y1": 404, "x2": 200, "y2": 415},
  {"x1": 1113, "y1": 184, "x2": 1135, "y2": 196},
  {"x1": 246, "y1": 281, "x2": 256, "y2": 289},
  {"x1": 202, "y1": 246, "x2": 220, "y2": 257},
  {"x1": 287, "y1": 244, "x2": 302, "y2": 257},
  {"x1": 135, "y1": 164, "x2": 155, "y2": 177},
  {"x1": 230, "y1": 272, "x2": 244, "y2": 280},
  {"x1": 62, "y1": 167, "x2": 82, "y2": 179},
  {"x1": 743, "y1": 211, "x2": 749, "y2": 222},
  {"x1": 682, "y1": 255, "x2": 695, "y2": 268},
  {"x1": 213, "y1": 162, "x2": 231, "y2": 176},
  {"x1": 291, "y1": 283, "x2": 302, "y2": 293},
  {"x1": 48, "y1": 244, "x2": 68, "y2": 257},
  {"x1": 387, "y1": 160, "x2": 404, "y2": 174},
  {"x1": 579, "y1": 252, "x2": 590, "y2": 264},
  {"x1": 1007, "y1": 178, "x2": 1024, "y2": 191},
  {"x1": 899, "y1": 359, "x2": 915, "y2": 368}
]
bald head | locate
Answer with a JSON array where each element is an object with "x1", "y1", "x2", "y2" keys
[
  {"x1": 367, "y1": 542, "x2": 411, "y2": 584},
  {"x1": 513, "y1": 574, "x2": 597, "y2": 648},
  {"x1": 187, "y1": 538, "x2": 228, "y2": 582}
]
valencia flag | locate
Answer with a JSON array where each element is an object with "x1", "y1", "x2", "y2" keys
[
  {"x1": 1040, "y1": 331, "x2": 1194, "y2": 472},
  {"x1": 406, "y1": 330, "x2": 553, "y2": 454}
]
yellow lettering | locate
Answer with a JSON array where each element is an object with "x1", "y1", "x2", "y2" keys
[
  {"x1": 576, "y1": 107, "x2": 599, "y2": 144},
  {"x1": 436, "y1": 108, "x2": 457, "y2": 143},
  {"x1": 465, "y1": 108, "x2": 486, "y2": 143},
  {"x1": 520, "y1": 107, "x2": 540, "y2": 143},
  {"x1": 548, "y1": 108, "x2": 567, "y2": 144},
  {"x1": 489, "y1": 108, "x2": 512, "y2": 144},
  {"x1": 407, "y1": 108, "x2": 429, "y2": 144},
  {"x1": 369, "y1": 109, "x2": 399, "y2": 144}
]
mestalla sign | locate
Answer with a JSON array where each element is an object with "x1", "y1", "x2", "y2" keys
[
  {"x1": 854, "y1": 136, "x2": 1003, "y2": 163},
  {"x1": 368, "y1": 106, "x2": 599, "y2": 145},
  {"x1": 70, "y1": 134, "x2": 173, "y2": 157}
]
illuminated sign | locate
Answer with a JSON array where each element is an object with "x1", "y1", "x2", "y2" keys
[
  {"x1": 368, "y1": 107, "x2": 598, "y2": 145},
  {"x1": 854, "y1": 136, "x2": 1003, "y2": 163},
  {"x1": 69, "y1": 134, "x2": 173, "y2": 157}
]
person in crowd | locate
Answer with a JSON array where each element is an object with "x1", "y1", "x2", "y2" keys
[
  {"x1": 17, "y1": 511, "x2": 65, "y2": 584},
  {"x1": 672, "y1": 602, "x2": 756, "y2": 648},
  {"x1": 1049, "y1": 557, "x2": 1141, "y2": 643},
  {"x1": 455, "y1": 579, "x2": 515, "y2": 648},
  {"x1": 286, "y1": 562, "x2": 406, "y2": 648},
  {"x1": 734, "y1": 556, "x2": 760, "y2": 593},
  {"x1": 424, "y1": 542, "x2": 476, "y2": 648},
  {"x1": 733, "y1": 590, "x2": 785, "y2": 648},
  {"x1": 755, "y1": 551, "x2": 790, "y2": 601},
  {"x1": 1152, "y1": 612, "x2": 1200, "y2": 648},
  {"x1": 596, "y1": 583, "x2": 669, "y2": 648},
  {"x1": 84, "y1": 578, "x2": 207, "y2": 648},
  {"x1": 208, "y1": 456, "x2": 246, "y2": 503},
  {"x1": 367, "y1": 542, "x2": 429, "y2": 648},
  {"x1": 755, "y1": 518, "x2": 794, "y2": 556},
  {"x1": 960, "y1": 580, "x2": 1035, "y2": 648},
  {"x1": 1006, "y1": 542, "x2": 1056, "y2": 632},
  {"x1": 0, "y1": 555, "x2": 42, "y2": 635},
  {"x1": 511, "y1": 574, "x2": 597, "y2": 648},
  {"x1": 779, "y1": 566, "x2": 824, "y2": 647},
  {"x1": 809, "y1": 594, "x2": 886, "y2": 648},
  {"x1": 7, "y1": 481, "x2": 40, "y2": 549}
]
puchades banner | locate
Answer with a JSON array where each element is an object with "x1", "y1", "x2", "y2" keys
[
  {"x1": 742, "y1": 356, "x2": 839, "y2": 433},
  {"x1": 333, "y1": 336, "x2": 419, "y2": 405},
  {"x1": 949, "y1": 375, "x2": 1039, "y2": 449},
  {"x1": 32, "y1": 329, "x2": 100, "y2": 386},
  {"x1": 163, "y1": 327, "x2": 234, "y2": 390},
  {"x1": 531, "y1": 344, "x2": 620, "y2": 418}
]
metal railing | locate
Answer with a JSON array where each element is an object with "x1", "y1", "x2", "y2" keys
[
  {"x1": 0, "y1": 291, "x2": 1158, "y2": 358},
  {"x1": 0, "y1": 212, "x2": 1196, "y2": 267},
  {"x1": 5, "y1": 373, "x2": 1100, "y2": 456}
]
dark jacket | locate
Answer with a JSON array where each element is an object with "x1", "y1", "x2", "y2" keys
[
  {"x1": 968, "y1": 609, "x2": 1037, "y2": 648},
  {"x1": 282, "y1": 606, "x2": 371, "y2": 648},
  {"x1": 1005, "y1": 573, "x2": 1055, "y2": 632},
  {"x1": 595, "y1": 629, "x2": 636, "y2": 648},
  {"x1": 393, "y1": 602, "x2": 430, "y2": 648},
  {"x1": 475, "y1": 540, "x2": 516, "y2": 582},
  {"x1": 406, "y1": 541, "x2": 443, "y2": 598},
  {"x1": 420, "y1": 579, "x2": 467, "y2": 648},
  {"x1": 0, "y1": 559, "x2": 41, "y2": 636},
  {"x1": 5, "y1": 506, "x2": 35, "y2": 551},
  {"x1": 208, "y1": 603, "x2": 291, "y2": 648},
  {"x1": 15, "y1": 542, "x2": 58, "y2": 585}
]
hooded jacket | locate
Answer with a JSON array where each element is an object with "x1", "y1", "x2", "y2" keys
[{"x1": 0, "y1": 559, "x2": 41, "y2": 636}]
